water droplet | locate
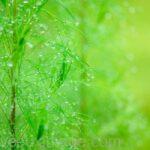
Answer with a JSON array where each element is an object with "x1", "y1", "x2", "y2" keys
[
  {"x1": 27, "y1": 42, "x2": 33, "y2": 48},
  {"x1": 129, "y1": 7, "x2": 136, "y2": 14},
  {"x1": 0, "y1": 26, "x2": 3, "y2": 32},
  {"x1": 23, "y1": 0, "x2": 29, "y2": 4},
  {"x1": 75, "y1": 22, "x2": 80, "y2": 26},
  {"x1": 7, "y1": 62, "x2": 13, "y2": 68}
]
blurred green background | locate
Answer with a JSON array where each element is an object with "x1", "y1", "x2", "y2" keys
[
  {"x1": 126, "y1": 0, "x2": 150, "y2": 120},
  {"x1": 126, "y1": 0, "x2": 150, "y2": 149}
]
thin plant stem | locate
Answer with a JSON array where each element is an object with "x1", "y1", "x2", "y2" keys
[
  {"x1": 79, "y1": 1, "x2": 88, "y2": 149},
  {"x1": 10, "y1": 0, "x2": 17, "y2": 149}
]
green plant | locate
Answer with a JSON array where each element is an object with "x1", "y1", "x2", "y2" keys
[
  {"x1": 0, "y1": 0, "x2": 50, "y2": 149},
  {"x1": 0, "y1": 0, "x2": 149, "y2": 150}
]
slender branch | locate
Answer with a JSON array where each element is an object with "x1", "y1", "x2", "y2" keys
[
  {"x1": 78, "y1": 1, "x2": 88, "y2": 149},
  {"x1": 10, "y1": 0, "x2": 17, "y2": 149}
]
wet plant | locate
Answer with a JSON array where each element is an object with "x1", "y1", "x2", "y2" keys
[
  {"x1": 0, "y1": 0, "x2": 51, "y2": 149},
  {"x1": 0, "y1": 0, "x2": 79, "y2": 149},
  {"x1": 0, "y1": 0, "x2": 149, "y2": 150}
]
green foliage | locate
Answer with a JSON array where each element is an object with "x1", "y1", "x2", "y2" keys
[
  {"x1": 0, "y1": 0, "x2": 7, "y2": 6},
  {"x1": 37, "y1": 119, "x2": 45, "y2": 140},
  {"x1": 0, "y1": 0, "x2": 149, "y2": 150}
]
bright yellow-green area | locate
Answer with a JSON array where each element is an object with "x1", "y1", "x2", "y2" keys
[
  {"x1": 126, "y1": 1, "x2": 150, "y2": 149},
  {"x1": 127, "y1": 0, "x2": 150, "y2": 118}
]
